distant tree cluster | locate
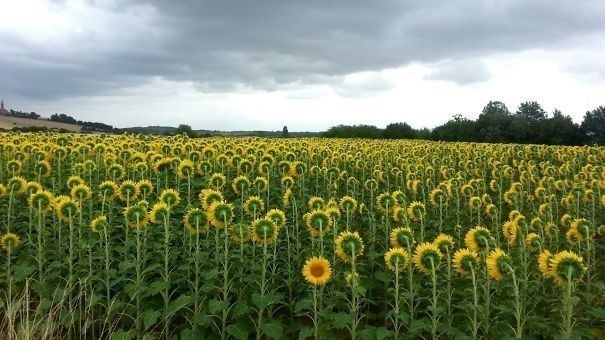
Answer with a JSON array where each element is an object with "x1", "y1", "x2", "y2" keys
[
  {"x1": 323, "y1": 101, "x2": 605, "y2": 145},
  {"x1": 6, "y1": 110, "x2": 40, "y2": 120},
  {"x1": 50, "y1": 113, "x2": 115, "y2": 132}
]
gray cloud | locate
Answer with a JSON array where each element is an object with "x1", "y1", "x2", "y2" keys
[{"x1": 1, "y1": 0, "x2": 605, "y2": 100}]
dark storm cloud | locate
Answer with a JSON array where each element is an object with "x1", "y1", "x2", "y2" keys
[{"x1": 2, "y1": 0, "x2": 605, "y2": 99}]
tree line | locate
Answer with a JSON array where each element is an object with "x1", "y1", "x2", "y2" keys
[{"x1": 323, "y1": 101, "x2": 605, "y2": 145}]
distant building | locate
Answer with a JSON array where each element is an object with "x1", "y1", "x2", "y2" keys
[{"x1": 0, "y1": 100, "x2": 8, "y2": 115}]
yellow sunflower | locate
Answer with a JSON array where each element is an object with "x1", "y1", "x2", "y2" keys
[
  {"x1": 302, "y1": 257, "x2": 332, "y2": 286},
  {"x1": 385, "y1": 247, "x2": 410, "y2": 272}
]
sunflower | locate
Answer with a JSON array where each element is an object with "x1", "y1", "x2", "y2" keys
[
  {"x1": 90, "y1": 215, "x2": 109, "y2": 233},
  {"x1": 549, "y1": 251, "x2": 586, "y2": 286},
  {"x1": 407, "y1": 201, "x2": 425, "y2": 222},
  {"x1": 232, "y1": 175, "x2": 251, "y2": 195},
  {"x1": 1, "y1": 233, "x2": 21, "y2": 251},
  {"x1": 280, "y1": 176, "x2": 294, "y2": 189},
  {"x1": 35, "y1": 160, "x2": 52, "y2": 177},
  {"x1": 184, "y1": 208, "x2": 209, "y2": 234},
  {"x1": 25, "y1": 181, "x2": 42, "y2": 196},
  {"x1": 199, "y1": 189, "x2": 223, "y2": 210},
  {"x1": 29, "y1": 190, "x2": 54, "y2": 212},
  {"x1": 392, "y1": 206, "x2": 407, "y2": 223},
  {"x1": 244, "y1": 196, "x2": 265, "y2": 217},
  {"x1": 124, "y1": 203, "x2": 148, "y2": 228},
  {"x1": 385, "y1": 248, "x2": 410, "y2": 272},
  {"x1": 544, "y1": 222, "x2": 559, "y2": 238},
  {"x1": 302, "y1": 257, "x2": 332, "y2": 286},
  {"x1": 98, "y1": 181, "x2": 119, "y2": 200},
  {"x1": 335, "y1": 231, "x2": 364, "y2": 262},
  {"x1": 251, "y1": 218, "x2": 279, "y2": 244},
  {"x1": 229, "y1": 223, "x2": 251, "y2": 243},
  {"x1": 159, "y1": 188, "x2": 181, "y2": 208},
  {"x1": 486, "y1": 248, "x2": 511, "y2": 281},
  {"x1": 254, "y1": 177, "x2": 268, "y2": 192},
  {"x1": 308, "y1": 196, "x2": 325, "y2": 211},
  {"x1": 0, "y1": 184, "x2": 6, "y2": 197},
  {"x1": 452, "y1": 248, "x2": 479, "y2": 276},
  {"x1": 560, "y1": 214, "x2": 572, "y2": 228},
  {"x1": 149, "y1": 202, "x2": 170, "y2": 224},
  {"x1": 565, "y1": 228, "x2": 582, "y2": 245},
  {"x1": 376, "y1": 193, "x2": 396, "y2": 212},
  {"x1": 433, "y1": 233, "x2": 455, "y2": 253},
  {"x1": 339, "y1": 196, "x2": 358, "y2": 213},
  {"x1": 468, "y1": 196, "x2": 482, "y2": 211},
  {"x1": 266, "y1": 209, "x2": 287, "y2": 229},
  {"x1": 118, "y1": 180, "x2": 139, "y2": 201},
  {"x1": 56, "y1": 197, "x2": 80, "y2": 222},
  {"x1": 283, "y1": 188, "x2": 293, "y2": 207},
  {"x1": 71, "y1": 183, "x2": 92, "y2": 201},
  {"x1": 503, "y1": 190, "x2": 519, "y2": 206},
  {"x1": 390, "y1": 227, "x2": 414, "y2": 248},
  {"x1": 135, "y1": 180, "x2": 154, "y2": 198},
  {"x1": 305, "y1": 210, "x2": 332, "y2": 237},
  {"x1": 209, "y1": 173, "x2": 227, "y2": 189},
  {"x1": 485, "y1": 204, "x2": 498, "y2": 219},
  {"x1": 429, "y1": 188, "x2": 447, "y2": 207},
  {"x1": 178, "y1": 159, "x2": 195, "y2": 179},
  {"x1": 7, "y1": 176, "x2": 27, "y2": 195},
  {"x1": 525, "y1": 233, "x2": 541, "y2": 252},
  {"x1": 153, "y1": 157, "x2": 173, "y2": 173},
  {"x1": 538, "y1": 250, "x2": 554, "y2": 279},
  {"x1": 208, "y1": 201, "x2": 234, "y2": 228},
  {"x1": 502, "y1": 220, "x2": 519, "y2": 246},
  {"x1": 412, "y1": 242, "x2": 442, "y2": 275},
  {"x1": 464, "y1": 226, "x2": 492, "y2": 252},
  {"x1": 571, "y1": 218, "x2": 592, "y2": 239}
]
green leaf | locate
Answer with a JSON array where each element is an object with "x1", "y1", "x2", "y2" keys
[
  {"x1": 232, "y1": 301, "x2": 253, "y2": 318},
  {"x1": 298, "y1": 326, "x2": 314, "y2": 340},
  {"x1": 252, "y1": 293, "x2": 272, "y2": 310},
  {"x1": 226, "y1": 324, "x2": 250, "y2": 340},
  {"x1": 164, "y1": 294, "x2": 191, "y2": 317},
  {"x1": 294, "y1": 299, "x2": 312, "y2": 313},
  {"x1": 208, "y1": 299, "x2": 226, "y2": 315},
  {"x1": 142, "y1": 310, "x2": 161, "y2": 329},
  {"x1": 194, "y1": 312, "x2": 212, "y2": 327},
  {"x1": 145, "y1": 280, "x2": 166, "y2": 297},
  {"x1": 110, "y1": 329, "x2": 135, "y2": 340},
  {"x1": 262, "y1": 320, "x2": 284, "y2": 339},
  {"x1": 331, "y1": 312, "x2": 352, "y2": 329}
]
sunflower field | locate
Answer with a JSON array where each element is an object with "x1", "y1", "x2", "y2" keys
[{"x1": 0, "y1": 132, "x2": 604, "y2": 339}]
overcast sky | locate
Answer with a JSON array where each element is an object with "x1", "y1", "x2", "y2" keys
[{"x1": 1, "y1": 0, "x2": 604, "y2": 131}]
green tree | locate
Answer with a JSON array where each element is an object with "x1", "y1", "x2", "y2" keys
[
  {"x1": 581, "y1": 106, "x2": 605, "y2": 144},
  {"x1": 383, "y1": 122, "x2": 415, "y2": 139},
  {"x1": 175, "y1": 124, "x2": 197, "y2": 138},
  {"x1": 516, "y1": 101, "x2": 547, "y2": 121},
  {"x1": 282, "y1": 126, "x2": 289, "y2": 138}
]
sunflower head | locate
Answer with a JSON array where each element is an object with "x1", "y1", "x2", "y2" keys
[
  {"x1": 453, "y1": 248, "x2": 479, "y2": 276},
  {"x1": 208, "y1": 201, "x2": 234, "y2": 228},
  {"x1": 560, "y1": 214, "x2": 572, "y2": 228},
  {"x1": 385, "y1": 247, "x2": 410, "y2": 272},
  {"x1": 209, "y1": 173, "x2": 227, "y2": 189},
  {"x1": 266, "y1": 209, "x2": 287, "y2": 229},
  {"x1": 335, "y1": 231, "x2": 364, "y2": 262},
  {"x1": 118, "y1": 180, "x2": 138, "y2": 201},
  {"x1": 7, "y1": 176, "x2": 27, "y2": 195},
  {"x1": 29, "y1": 190, "x2": 55, "y2": 212},
  {"x1": 251, "y1": 218, "x2": 279, "y2": 244},
  {"x1": 136, "y1": 180, "x2": 154, "y2": 197},
  {"x1": 565, "y1": 228, "x2": 583, "y2": 245},
  {"x1": 407, "y1": 201, "x2": 425, "y2": 222},
  {"x1": 178, "y1": 159, "x2": 195, "y2": 179},
  {"x1": 549, "y1": 251, "x2": 586, "y2": 285},
  {"x1": 71, "y1": 183, "x2": 92, "y2": 201},
  {"x1": 280, "y1": 176, "x2": 294, "y2": 189},
  {"x1": 56, "y1": 197, "x2": 80, "y2": 221},
  {"x1": 412, "y1": 242, "x2": 442, "y2": 275},
  {"x1": 464, "y1": 226, "x2": 492, "y2": 252},
  {"x1": 376, "y1": 193, "x2": 396, "y2": 212},
  {"x1": 98, "y1": 181, "x2": 119, "y2": 199},
  {"x1": 571, "y1": 218, "x2": 592, "y2": 239},
  {"x1": 184, "y1": 208, "x2": 209, "y2": 234},
  {"x1": 25, "y1": 181, "x2": 42, "y2": 196},
  {"x1": 339, "y1": 196, "x2": 358, "y2": 213},
  {"x1": 390, "y1": 227, "x2": 414, "y2": 248},
  {"x1": 244, "y1": 196, "x2": 265, "y2": 217},
  {"x1": 486, "y1": 248, "x2": 511, "y2": 281},
  {"x1": 538, "y1": 250, "x2": 555, "y2": 279},
  {"x1": 229, "y1": 222, "x2": 251, "y2": 243},
  {"x1": 1, "y1": 233, "x2": 21, "y2": 251},
  {"x1": 282, "y1": 188, "x2": 293, "y2": 207},
  {"x1": 90, "y1": 215, "x2": 109, "y2": 233},
  {"x1": 159, "y1": 189, "x2": 181, "y2": 208},
  {"x1": 544, "y1": 222, "x2": 559, "y2": 238},
  {"x1": 124, "y1": 204, "x2": 148, "y2": 228},
  {"x1": 199, "y1": 189, "x2": 223, "y2": 210},
  {"x1": 308, "y1": 196, "x2": 325, "y2": 211},
  {"x1": 468, "y1": 196, "x2": 482, "y2": 211},
  {"x1": 525, "y1": 233, "x2": 541, "y2": 252},
  {"x1": 149, "y1": 202, "x2": 170, "y2": 224},
  {"x1": 502, "y1": 220, "x2": 519, "y2": 246},
  {"x1": 429, "y1": 188, "x2": 447, "y2": 207},
  {"x1": 302, "y1": 257, "x2": 332, "y2": 286},
  {"x1": 433, "y1": 233, "x2": 455, "y2": 254},
  {"x1": 232, "y1": 175, "x2": 251, "y2": 194},
  {"x1": 305, "y1": 210, "x2": 332, "y2": 237}
]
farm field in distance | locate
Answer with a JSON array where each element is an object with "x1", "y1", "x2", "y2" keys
[{"x1": 0, "y1": 132, "x2": 604, "y2": 339}]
